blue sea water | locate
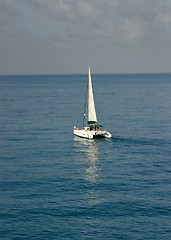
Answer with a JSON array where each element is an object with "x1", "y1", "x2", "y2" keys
[{"x1": 0, "y1": 73, "x2": 171, "y2": 240}]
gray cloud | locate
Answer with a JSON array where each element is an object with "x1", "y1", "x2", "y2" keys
[{"x1": 0, "y1": 0, "x2": 171, "y2": 74}]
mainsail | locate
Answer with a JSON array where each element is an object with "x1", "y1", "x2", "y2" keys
[{"x1": 88, "y1": 68, "x2": 97, "y2": 125}]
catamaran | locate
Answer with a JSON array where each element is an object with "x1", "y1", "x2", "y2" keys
[{"x1": 74, "y1": 68, "x2": 112, "y2": 139}]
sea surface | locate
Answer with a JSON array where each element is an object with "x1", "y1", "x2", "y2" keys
[{"x1": 0, "y1": 73, "x2": 171, "y2": 240}]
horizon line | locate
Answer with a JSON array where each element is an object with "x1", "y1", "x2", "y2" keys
[{"x1": 0, "y1": 72, "x2": 171, "y2": 76}]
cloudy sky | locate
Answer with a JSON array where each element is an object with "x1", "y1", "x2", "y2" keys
[{"x1": 0, "y1": 0, "x2": 171, "y2": 74}]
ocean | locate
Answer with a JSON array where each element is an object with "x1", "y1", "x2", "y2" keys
[{"x1": 0, "y1": 73, "x2": 171, "y2": 239}]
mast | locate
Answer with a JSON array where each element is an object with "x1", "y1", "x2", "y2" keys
[
  {"x1": 88, "y1": 67, "x2": 97, "y2": 125},
  {"x1": 83, "y1": 81, "x2": 88, "y2": 128}
]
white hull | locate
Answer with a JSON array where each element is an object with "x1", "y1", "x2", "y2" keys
[{"x1": 74, "y1": 127, "x2": 112, "y2": 139}]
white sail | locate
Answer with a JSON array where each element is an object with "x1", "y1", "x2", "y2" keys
[{"x1": 88, "y1": 67, "x2": 97, "y2": 124}]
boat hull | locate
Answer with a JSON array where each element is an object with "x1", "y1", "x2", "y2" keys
[
  {"x1": 74, "y1": 127, "x2": 112, "y2": 139},
  {"x1": 94, "y1": 130, "x2": 112, "y2": 138},
  {"x1": 74, "y1": 129, "x2": 94, "y2": 139}
]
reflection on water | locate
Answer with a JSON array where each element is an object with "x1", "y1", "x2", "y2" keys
[
  {"x1": 74, "y1": 137, "x2": 102, "y2": 207},
  {"x1": 73, "y1": 138, "x2": 104, "y2": 237},
  {"x1": 74, "y1": 136, "x2": 99, "y2": 183},
  {"x1": 85, "y1": 141, "x2": 99, "y2": 183}
]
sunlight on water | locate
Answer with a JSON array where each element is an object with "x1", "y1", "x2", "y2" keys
[
  {"x1": 74, "y1": 137, "x2": 103, "y2": 207},
  {"x1": 74, "y1": 137, "x2": 99, "y2": 183},
  {"x1": 85, "y1": 142, "x2": 99, "y2": 183}
]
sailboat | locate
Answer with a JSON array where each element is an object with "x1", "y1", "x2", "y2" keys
[{"x1": 74, "y1": 68, "x2": 112, "y2": 139}]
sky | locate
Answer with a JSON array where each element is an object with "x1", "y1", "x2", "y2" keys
[{"x1": 0, "y1": 0, "x2": 171, "y2": 74}]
